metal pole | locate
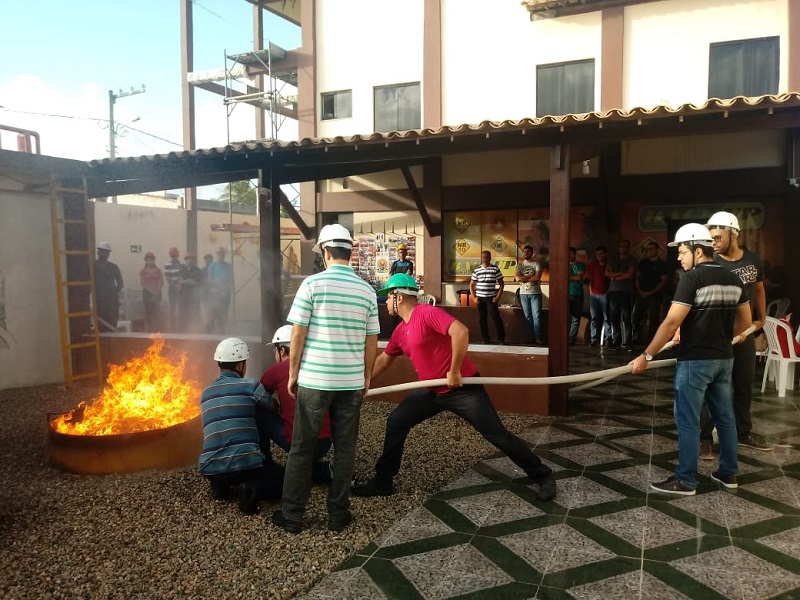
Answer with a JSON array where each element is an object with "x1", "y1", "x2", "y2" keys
[{"x1": 108, "y1": 90, "x2": 116, "y2": 159}]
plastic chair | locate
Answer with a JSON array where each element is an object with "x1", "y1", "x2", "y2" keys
[
  {"x1": 761, "y1": 317, "x2": 800, "y2": 397},
  {"x1": 766, "y1": 298, "x2": 790, "y2": 319},
  {"x1": 417, "y1": 293, "x2": 436, "y2": 306}
]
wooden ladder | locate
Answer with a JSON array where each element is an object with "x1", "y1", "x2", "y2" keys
[{"x1": 49, "y1": 177, "x2": 103, "y2": 388}]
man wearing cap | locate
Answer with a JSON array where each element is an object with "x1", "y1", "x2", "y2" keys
[
  {"x1": 352, "y1": 273, "x2": 556, "y2": 501},
  {"x1": 200, "y1": 337, "x2": 283, "y2": 515},
  {"x1": 389, "y1": 243, "x2": 414, "y2": 276},
  {"x1": 164, "y1": 247, "x2": 183, "y2": 332},
  {"x1": 700, "y1": 211, "x2": 771, "y2": 455},
  {"x1": 94, "y1": 241, "x2": 124, "y2": 332},
  {"x1": 206, "y1": 247, "x2": 233, "y2": 334},
  {"x1": 629, "y1": 224, "x2": 751, "y2": 495},
  {"x1": 139, "y1": 252, "x2": 163, "y2": 332},
  {"x1": 271, "y1": 224, "x2": 379, "y2": 534},
  {"x1": 178, "y1": 253, "x2": 204, "y2": 333}
]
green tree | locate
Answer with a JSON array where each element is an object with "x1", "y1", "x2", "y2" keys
[{"x1": 218, "y1": 180, "x2": 256, "y2": 206}]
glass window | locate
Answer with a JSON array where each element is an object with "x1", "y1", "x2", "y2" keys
[
  {"x1": 321, "y1": 90, "x2": 352, "y2": 120},
  {"x1": 374, "y1": 83, "x2": 421, "y2": 132},
  {"x1": 709, "y1": 37, "x2": 779, "y2": 99},
  {"x1": 536, "y1": 59, "x2": 595, "y2": 118}
]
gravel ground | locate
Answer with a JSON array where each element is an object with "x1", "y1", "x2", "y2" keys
[{"x1": 0, "y1": 384, "x2": 545, "y2": 599}]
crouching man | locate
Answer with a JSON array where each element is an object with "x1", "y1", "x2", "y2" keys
[
  {"x1": 353, "y1": 273, "x2": 556, "y2": 501},
  {"x1": 199, "y1": 337, "x2": 283, "y2": 514}
]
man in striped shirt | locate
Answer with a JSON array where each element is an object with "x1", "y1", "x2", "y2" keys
[
  {"x1": 470, "y1": 250, "x2": 505, "y2": 344},
  {"x1": 629, "y1": 224, "x2": 750, "y2": 496},
  {"x1": 199, "y1": 337, "x2": 283, "y2": 515},
  {"x1": 272, "y1": 224, "x2": 379, "y2": 534}
]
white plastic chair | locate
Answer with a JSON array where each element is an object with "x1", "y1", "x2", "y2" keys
[
  {"x1": 761, "y1": 317, "x2": 800, "y2": 397},
  {"x1": 417, "y1": 293, "x2": 436, "y2": 306},
  {"x1": 766, "y1": 298, "x2": 790, "y2": 319}
]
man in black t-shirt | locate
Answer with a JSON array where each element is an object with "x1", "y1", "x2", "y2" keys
[
  {"x1": 632, "y1": 241, "x2": 668, "y2": 347},
  {"x1": 699, "y1": 211, "x2": 771, "y2": 457},
  {"x1": 629, "y1": 224, "x2": 750, "y2": 496}
]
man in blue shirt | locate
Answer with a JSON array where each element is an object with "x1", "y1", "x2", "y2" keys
[{"x1": 199, "y1": 337, "x2": 282, "y2": 514}]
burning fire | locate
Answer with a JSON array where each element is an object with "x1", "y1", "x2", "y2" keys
[{"x1": 51, "y1": 337, "x2": 200, "y2": 436}]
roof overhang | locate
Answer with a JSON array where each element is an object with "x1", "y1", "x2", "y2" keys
[{"x1": 523, "y1": 0, "x2": 666, "y2": 20}]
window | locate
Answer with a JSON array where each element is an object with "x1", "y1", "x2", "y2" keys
[
  {"x1": 536, "y1": 59, "x2": 595, "y2": 118},
  {"x1": 709, "y1": 37, "x2": 779, "y2": 99},
  {"x1": 321, "y1": 90, "x2": 352, "y2": 120},
  {"x1": 374, "y1": 83, "x2": 421, "y2": 132}
]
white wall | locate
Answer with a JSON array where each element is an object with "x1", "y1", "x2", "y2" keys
[
  {"x1": 0, "y1": 179, "x2": 64, "y2": 388},
  {"x1": 442, "y1": 0, "x2": 601, "y2": 125},
  {"x1": 316, "y1": 0, "x2": 425, "y2": 138},
  {"x1": 625, "y1": 0, "x2": 787, "y2": 110}
]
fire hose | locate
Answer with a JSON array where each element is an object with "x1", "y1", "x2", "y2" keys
[{"x1": 365, "y1": 325, "x2": 757, "y2": 398}]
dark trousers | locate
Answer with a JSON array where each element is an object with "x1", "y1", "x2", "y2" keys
[
  {"x1": 255, "y1": 408, "x2": 332, "y2": 483},
  {"x1": 632, "y1": 292, "x2": 663, "y2": 346},
  {"x1": 373, "y1": 384, "x2": 550, "y2": 483},
  {"x1": 205, "y1": 465, "x2": 283, "y2": 500},
  {"x1": 568, "y1": 293, "x2": 584, "y2": 343},
  {"x1": 700, "y1": 335, "x2": 756, "y2": 442},
  {"x1": 477, "y1": 297, "x2": 505, "y2": 343},
  {"x1": 607, "y1": 290, "x2": 633, "y2": 347}
]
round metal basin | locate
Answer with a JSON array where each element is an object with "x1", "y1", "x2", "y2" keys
[{"x1": 48, "y1": 414, "x2": 203, "y2": 475}]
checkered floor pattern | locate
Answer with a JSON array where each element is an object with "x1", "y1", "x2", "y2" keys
[{"x1": 302, "y1": 347, "x2": 800, "y2": 599}]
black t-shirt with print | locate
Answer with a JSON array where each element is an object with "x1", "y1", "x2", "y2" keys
[{"x1": 713, "y1": 248, "x2": 763, "y2": 304}]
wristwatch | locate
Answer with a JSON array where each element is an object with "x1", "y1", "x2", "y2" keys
[{"x1": 642, "y1": 351, "x2": 653, "y2": 362}]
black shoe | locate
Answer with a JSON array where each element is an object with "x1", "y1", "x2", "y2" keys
[
  {"x1": 533, "y1": 473, "x2": 556, "y2": 501},
  {"x1": 352, "y1": 476, "x2": 395, "y2": 497},
  {"x1": 711, "y1": 470, "x2": 738, "y2": 489},
  {"x1": 481, "y1": 339, "x2": 490, "y2": 345},
  {"x1": 650, "y1": 476, "x2": 695, "y2": 496},
  {"x1": 497, "y1": 340, "x2": 505, "y2": 345},
  {"x1": 535, "y1": 338, "x2": 545, "y2": 345},
  {"x1": 235, "y1": 482, "x2": 258, "y2": 515},
  {"x1": 210, "y1": 482, "x2": 229, "y2": 500},
  {"x1": 590, "y1": 341, "x2": 598, "y2": 347},
  {"x1": 738, "y1": 434, "x2": 773, "y2": 452},
  {"x1": 270, "y1": 509, "x2": 301, "y2": 534},
  {"x1": 609, "y1": 345, "x2": 621, "y2": 352},
  {"x1": 328, "y1": 511, "x2": 353, "y2": 532}
]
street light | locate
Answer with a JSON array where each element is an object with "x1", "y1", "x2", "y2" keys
[{"x1": 108, "y1": 85, "x2": 145, "y2": 159}]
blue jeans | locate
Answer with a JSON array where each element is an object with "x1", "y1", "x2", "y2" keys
[
  {"x1": 569, "y1": 293, "x2": 584, "y2": 343},
  {"x1": 673, "y1": 359, "x2": 738, "y2": 489},
  {"x1": 589, "y1": 293, "x2": 610, "y2": 343},
  {"x1": 281, "y1": 387, "x2": 363, "y2": 525},
  {"x1": 519, "y1": 293, "x2": 543, "y2": 340},
  {"x1": 373, "y1": 384, "x2": 551, "y2": 483}
]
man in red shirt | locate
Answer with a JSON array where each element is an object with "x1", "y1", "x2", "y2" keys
[
  {"x1": 585, "y1": 245, "x2": 611, "y2": 347},
  {"x1": 352, "y1": 274, "x2": 555, "y2": 501},
  {"x1": 258, "y1": 325, "x2": 333, "y2": 484}
]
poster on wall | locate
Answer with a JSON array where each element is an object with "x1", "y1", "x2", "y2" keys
[
  {"x1": 444, "y1": 211, "x2": 482, "y2": 281},
  {"x1": 352, "y1": 234, "x2": 415, "y2": 288},
  {"x1": 482, "y1": 210, "x2": 518, "y2": 278}
]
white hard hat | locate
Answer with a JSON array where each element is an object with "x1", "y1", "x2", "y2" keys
[
  {"x1": 271, "y1": 325, "x2": 292, "y2": 346},
  {"x1": 668, "y1": 223, "x2": 714, "y2": 247},
  {"x1": 97, "y1": 241, "x2": 112, "y2": 252},
  {"x1": 213, "y1": 337, "x2": 250, "y2": 362},
  {"x1": 706, "y1": 211, "x2": 740, "y2": 233},
  {"x1": 312, "y1": 223, "x2": 354, "y2": 253}
]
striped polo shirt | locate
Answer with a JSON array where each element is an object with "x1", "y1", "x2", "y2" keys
[
  {"x1": 198, "y1": 371, "x2": 269, "y2": 476},
  {"x1": 471, "y1": 263, "x2": 504, "y2": 298},
  {"x1": 287, "y1": 264, "x2": 380, "y2": 390}
]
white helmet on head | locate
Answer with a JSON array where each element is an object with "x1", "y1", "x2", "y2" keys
[
  {"x1": 213, "y1": 337, "x2": 250, "y2": 362},
  {"x1": 706, "y1": 211, "x2": 740, "y2": 234},
  {"x1": 668, "y1": 223, "x2": 714, "y2": 247},
  {"x1": 271, "y1": 325, "x2": 292, "y2": 346},
  {"x1": 312, "y1": 223, "x2": 354, "y2": 253},
  {"x1": 97, "y1": 241, "x2": 112, "y2": 252}
]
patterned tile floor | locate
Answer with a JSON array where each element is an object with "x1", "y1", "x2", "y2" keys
[{"x1": 303, "y1": 346, "x2": 800, "y2": 599}]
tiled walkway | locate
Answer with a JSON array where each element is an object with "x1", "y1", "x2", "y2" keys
[{"x1": 304, "y1": 347, "x2": 800, "y2": 599}]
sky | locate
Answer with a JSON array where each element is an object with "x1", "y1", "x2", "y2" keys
[{"x1": 0, "y1": 0, "x2": 301, "y2": 162}]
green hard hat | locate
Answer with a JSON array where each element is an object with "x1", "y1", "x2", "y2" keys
[{"x1": 377, "y1": 273, "x2": 419, "y2": 296}]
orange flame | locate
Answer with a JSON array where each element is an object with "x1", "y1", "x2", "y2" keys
[{"x1": 52, "y1": 337, "x2": 200, "y2": 436}]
